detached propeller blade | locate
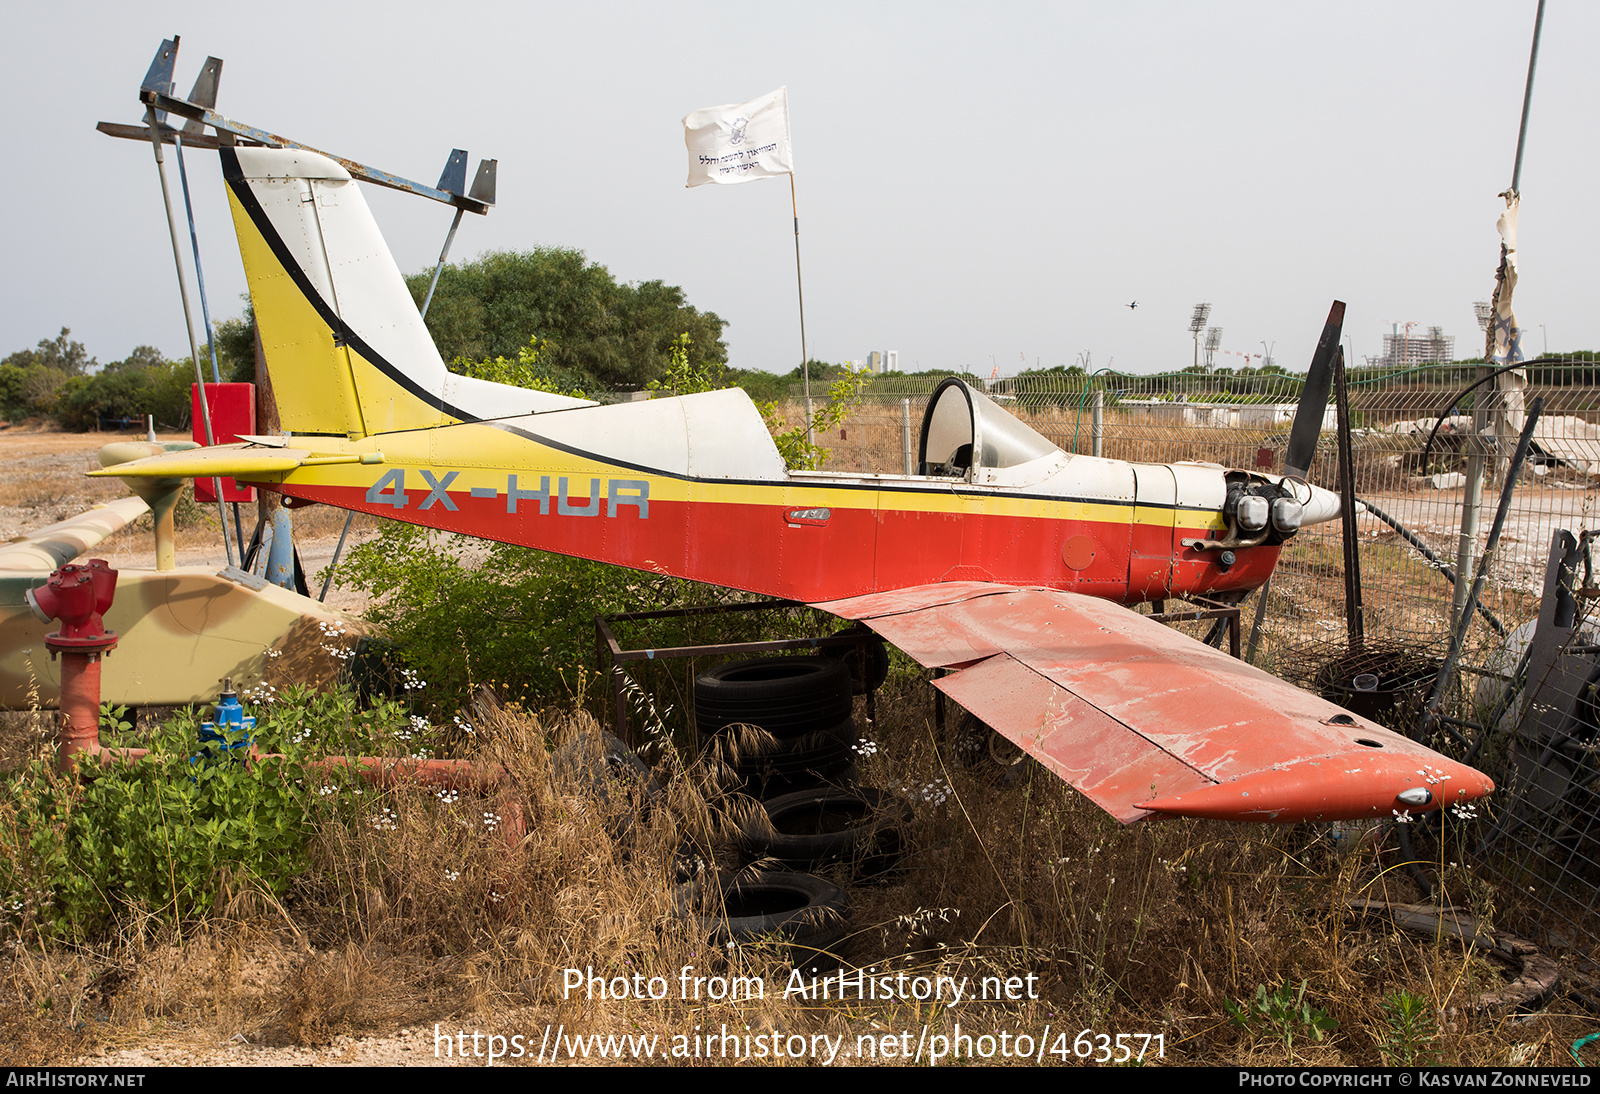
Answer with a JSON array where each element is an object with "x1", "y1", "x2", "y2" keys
[{"x1": 1284, "y1": 300, "x2": 1345, "y2": 477}]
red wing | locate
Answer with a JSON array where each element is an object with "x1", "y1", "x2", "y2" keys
[{"x1": 813, "y1": 582, "x2": 1493, "y2": 823}]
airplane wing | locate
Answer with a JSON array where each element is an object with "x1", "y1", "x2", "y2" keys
[
  {"x1": 0, "y1": 497, "x2": 150, "y2": 575},
  {"x1": 813, "y1": 582, "x2": 1492, "y2": 823}
]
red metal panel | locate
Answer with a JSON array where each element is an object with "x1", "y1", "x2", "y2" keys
[
  {"x1": 934, "y1": 654, "x2": 1211, "y2": 822},
  {"x1": 192, "y1": 383, "x2": 257, "y2": 503},
  {"x1": 814, "y1": 583, "x2": 1019, "y2": 666}
]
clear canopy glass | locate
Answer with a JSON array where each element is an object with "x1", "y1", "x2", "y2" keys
[{"x1": 918, "y1": 378, "x2": 1062, "y2": 475}]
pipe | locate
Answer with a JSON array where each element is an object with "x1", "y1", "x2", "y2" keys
[
  {"x1": 1091, "y1": 388, "x2": 1104, "y2": 458},
  {"x1": 319, "y1": 510, "x2": 356, "y2": 602},
  {"x1": 254, "y1": 752, "x2": 525, "y2": 846},
  {"x1": 1417, "y1": 397, "x2": 1543, "y2": 742},
  {"x1": 142, "y1": 110, "x2": 234, "y2": 568},
  {"x1": 265, "y1": 507, "x2": 296, "y2": 590},
  {"x1": 32, "y1": 558, "x2": 524, "y2": 847},
  {"x1": 26, "y1": 560, "x2": 149, "y2": 772},
  {"x1": 1354, "y1": 498, "x2": 1507, "y2": 637},
  {"x1": 1511, "y1": 0, "x2": 1547, "y2": 196},
  {"x1": 1334, "y1": 348, "x2": 1364, "y2": 650},
  {"x1": 900, "y1": 398, "x2": 913, "y2": 476},
  {"x1": 419, "y1": 207, "x2": 465, "y2": 320}
]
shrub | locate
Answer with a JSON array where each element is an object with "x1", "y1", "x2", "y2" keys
[{"x1": 0, "y1": 690, "x2": 413, "y2": 940}]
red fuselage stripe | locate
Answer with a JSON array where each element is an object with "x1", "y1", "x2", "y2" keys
[{"x1": 277, "y1": 480, "x2": 1279, "y2": 604}]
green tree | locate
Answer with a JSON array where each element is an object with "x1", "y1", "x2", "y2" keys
[
  {"x1": 452, "y1": 337, "x2": 590, "y2": 399},
  {"x1": 207, "y1": 251, "x2": 729, "y2": 395},
  {"x1": 211, "y1": 303, "x2": 259, "y2": 383},
  {"x1": 409, "y1": 249, "x2": 727, "y2": 391},
  {"x1": 1, "y1": 327, "x2": 96, "y2": 376},
  {"x1": 55, "y1": 351, "x2": 192, "y2": 431},
  {"x1": 0, "y1": 363, "x2": 66, "y2": 421},
  {"x1": 0, "y1": 328, "x2": 100, "y2": 421}
]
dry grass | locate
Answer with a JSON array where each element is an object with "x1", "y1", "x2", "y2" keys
[{"x1": 0, "y1": 680, "x2": 1588, "y2": 1067}]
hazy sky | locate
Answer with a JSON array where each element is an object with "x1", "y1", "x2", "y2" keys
[{"x1": 4, "y1": 1, "x2": 1593, "y2": 379}]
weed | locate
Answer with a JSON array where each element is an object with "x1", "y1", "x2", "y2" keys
[
  {"x1": 1225, "y1": 980, "x2": 1339, "y2": 1059},
  {"x1": 1377, "y1": 989, "x2": 1439, "y2": 1066},
  {"x1": 759, "y1": 367, "x2": 866, "y2": 471},
  {"x1": 0, "y1": 688, "x2": 413, "y2": 940}
]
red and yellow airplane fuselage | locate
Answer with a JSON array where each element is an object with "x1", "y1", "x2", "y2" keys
[{"x1": 260, "y1": 424, "x2": 1282, "y2": 607}]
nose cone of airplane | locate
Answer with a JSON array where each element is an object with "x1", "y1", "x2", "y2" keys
[{"x1": 1297, "y1": 481, "x2": 1342, "y2": 527}]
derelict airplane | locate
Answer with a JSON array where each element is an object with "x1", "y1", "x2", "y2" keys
[{"x1": 94, "y1": 142, "x2": 1494, "y2": 825}]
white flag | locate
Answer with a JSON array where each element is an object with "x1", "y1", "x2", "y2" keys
[{"x1": 683, "y1": 87, "x2": 793, "y2": 187}]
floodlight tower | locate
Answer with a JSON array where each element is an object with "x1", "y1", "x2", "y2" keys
[
  {"x1": 1204, "y1": 327, "x2": 1222, "y2": 370},
  {"x1": 1188, "y1": 303, "x2": 1211, "y2": 369}
]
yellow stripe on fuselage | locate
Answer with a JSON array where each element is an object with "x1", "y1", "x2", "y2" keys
[{"x1": 280, "y1": 423, "x2": 1229, "y2": 531}]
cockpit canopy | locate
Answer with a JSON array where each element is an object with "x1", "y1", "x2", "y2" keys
[{"x1": 917, "y1": 378, "x2": 1063, "y2": 478}]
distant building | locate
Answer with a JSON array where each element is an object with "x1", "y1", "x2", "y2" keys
[
  {"x1": 865, "y1": 350, "x2": 899, "y2": 374},
  {"x1": 1382, "y1": 326, "x2": 1454, "y2": 368},
  {"x1": 1119, "y1": 400, "x2": 1337, "y2": 431}
]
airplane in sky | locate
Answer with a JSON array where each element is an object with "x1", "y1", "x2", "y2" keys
[{"x1": 95, "y1": 142, "x2": 1494, "y2": 825}]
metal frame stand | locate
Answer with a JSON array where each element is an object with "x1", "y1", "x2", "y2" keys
[{"x1": 595, "y1": 599, "x2": 881, "y2": 748}]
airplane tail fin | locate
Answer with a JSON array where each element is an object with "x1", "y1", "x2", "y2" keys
[{"x1": 220, "y1": 146, "x2": 590, "y2": 438}]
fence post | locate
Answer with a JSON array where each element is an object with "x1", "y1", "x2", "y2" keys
[
  {"x1": 1091, "y1": 389, "x2": 1104, "y2": 458},
  {"x1": 901, "y1": 398, "x2": 914, "y2": 475},
  {"x1": 1451, "y1": 387, "x2": 1490, "y2": 629}
]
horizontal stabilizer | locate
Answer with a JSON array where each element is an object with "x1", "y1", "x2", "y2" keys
[
  {"x1": 815, "y1": 582, "x2": 1492, "y2": 823},
  {"x1": 88, "y1": 443, "x2": 313, "y2": 480}
]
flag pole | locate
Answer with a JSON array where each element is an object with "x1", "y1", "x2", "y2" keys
[
  {"x1": 1511, "y1": 0, "x2": 1546, "y2": 196},
  {"x1": 791, "y1": 173, "x2": 813, "y2": 447}
]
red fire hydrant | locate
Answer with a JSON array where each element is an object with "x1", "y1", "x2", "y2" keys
[{"x1": 26, "y1": 560, "x2": 121, "y2": 772}]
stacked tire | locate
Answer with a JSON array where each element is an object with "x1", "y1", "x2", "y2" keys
[
  {"x1": 689, "y1": 653, "x2": 910, "y2": 968},
  {"x1": 695, "y1": 656, "x2": 857, "y2": 798},
  {"x1": 738, "y1": 786, "x2": 911, "y2": 880},
  {"x1": 681, "y1": 870, "x2": 851, "y2": 969},
  {"x1": 695, "y1": 656, "x2": 853, "y2": 739}
]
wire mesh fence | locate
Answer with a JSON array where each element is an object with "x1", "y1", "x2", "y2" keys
[
  {"x1": 1466, "y1": 529, "x2": 1600, "y2": 967},
  {"x1": 774, "y1": 358, "x2": 1600, "y2": 962},
  {"x1": 799, "y1": 361, "x2": 1600, "y2": 653}
]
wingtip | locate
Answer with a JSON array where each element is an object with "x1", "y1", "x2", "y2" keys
[{"x1": 1137, "y1": 753, "x2": 1494, "y2": 823}]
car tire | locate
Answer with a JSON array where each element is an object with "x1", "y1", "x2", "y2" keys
[
  {"x1": 821, "y1": 635, "x2": 891, "y2": 695},
  {"x1": 686, "y1": 870, "x2": 850, "y2": 968},
  {"x1": 741, "y1": 786, "x2": 910, "y2": 878},
  {"x1": 712, "y1": 718, "x2": 858, "y2": 798},
  {"x1": 695, "y1": 657, "x2": 853, "y2": 739}
]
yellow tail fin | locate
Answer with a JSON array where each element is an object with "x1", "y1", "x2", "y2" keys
[{"x1": 221, "y1": 146, "x2": 589, "y2": 438}]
